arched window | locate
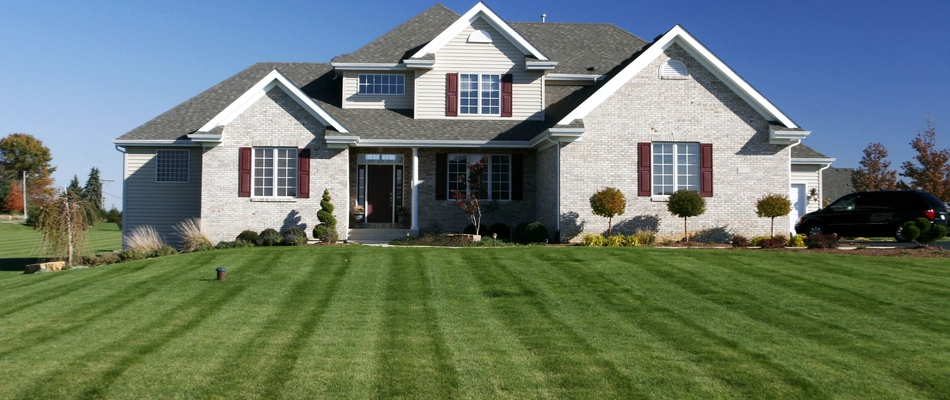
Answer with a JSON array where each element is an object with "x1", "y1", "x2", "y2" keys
[
  {"x1": 467, "y1": 30, "x2": 492, "y2": 43},
  {"x1": 660, "y1": 59, "x2": 689, "y2": 79}
]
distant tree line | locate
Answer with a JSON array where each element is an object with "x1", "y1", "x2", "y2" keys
[{"x1": 852, "y1": 119, "x2": 950, "y2": 201}]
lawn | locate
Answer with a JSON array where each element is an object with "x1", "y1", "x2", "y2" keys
[
  {"x1": 1, "y1": 246, "x2": 948, "y2": 399},
  {"x1": 0, "y1": 221, "x2": 122, "y2": 271}
]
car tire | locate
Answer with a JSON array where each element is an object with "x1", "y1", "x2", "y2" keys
[
  {"x1": 805, "y1": 224, "x2": 825, "y2": 236},
  {"x1": 894, "y1": 224, "x2": 912, "y2": 242}
]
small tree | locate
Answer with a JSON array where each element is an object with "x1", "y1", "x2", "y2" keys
[
  {"x1": 667, "y1": 190, "x2": 705, "y2": 242},
  {"x1": 35, "y1": 191, "x2": 91, "y2": 266},
  {"x1": 590, "y1": 187, "x2": 626, "y2": 237},
  {"x1": 901, "y1": 119, "x2": 950, "y2": 200},
  {"x1": 755, "y1": 193, "x2": 792, "y2": 237},
  {"x1": 450, "y1": 155, "x2": 491, "y2": 236},
  {"x1": 313, "y1": 189, "x2": 337, "y2": 243},
  {"x1": 901, "y1": 217, "x2": 948, "y2": 246},
  {"x1": 84, "y1": 167, "x2": 104, "y2": 213},
  {"x1": 852, "y1": 142, "x2": 898, "y2": 191},
  {"x1": 4, "y1": 180, "x2": 23, "y2": 213}
]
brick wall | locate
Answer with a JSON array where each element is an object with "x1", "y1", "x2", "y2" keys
[
  {"x1": 201, "y1": 88, "x2": 349, "y2": 243},
  {"x1": 559, "y1": 44, "x2": 791, "y2": 242}
]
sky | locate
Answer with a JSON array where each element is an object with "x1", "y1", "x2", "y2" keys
[{"x1": 2, "y1": 0, "x2": 948, "y2": 210}]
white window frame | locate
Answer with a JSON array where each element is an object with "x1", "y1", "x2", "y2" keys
[
  {"x1": 253, "y1": 148, "x2": 297, "y2": 198},
  {"x1": 357, "y1": 74, "x2": 405, "y2": 95},
  {"x1": 459, "y1": 73, "x2": 501, "y2": 115},
  {"x1": 652, "y1": 142, "x2": 699, "y2": 196},
  {"x1": 155, "y1": 149, "x2": 189, "y2": 183},
  {"x1": 447, "y1": 154, "x2": 511, "y2": 201}
]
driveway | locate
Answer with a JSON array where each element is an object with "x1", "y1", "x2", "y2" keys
[{"x1": 839, "y1": 239, "x2": 950, "y2": 250}]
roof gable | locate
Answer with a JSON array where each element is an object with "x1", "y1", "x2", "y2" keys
[
  {"x1": 409, "y1": 2, "x2": 548, "y2": 61},
  {"x1": 557, "y1": 25, "x2": 799, "y2": 129},
  {"x1": 198, "y1": 69, "x2": 347, "y2": 134}
]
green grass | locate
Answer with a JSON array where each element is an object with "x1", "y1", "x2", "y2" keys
[
  {"x1": 0, "y1": 221, "x2": 122, "y2": 271},
  {"x1": 1, "y1": 246, "x2": 949, "y2": 398}
]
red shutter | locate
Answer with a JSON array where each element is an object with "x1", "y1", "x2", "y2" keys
[
  {"x1": 501, "y1": 74, "x2": 513, "y2": 117},
  {"x1": 700, "y1": 143, "x2": 713, "y2": 197},
  {"x1": 638, "y1": 142, "x2": 651, "y2": 196},
  {"x1": 435, "y1": 153, "x2": 447, "y2": 200},
  {"x1": 238, "y1": 147, "x2": 252, "y2": 197},
  {"x1": 445, "y1": 73, "x2": 458, "y2": 117},
  {"x1": 297, "y1": 148, "x2": 310, "y2": 198},
  {"x1": 511, "y1": 153, "x2": 523, "y2": 200}
]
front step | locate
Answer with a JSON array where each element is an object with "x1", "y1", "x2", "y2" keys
[{"x1": 347, "y1": 228, "x2": 410, "y2": 245}]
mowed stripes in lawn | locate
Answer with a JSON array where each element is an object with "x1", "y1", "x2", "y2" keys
[{"x1": 0, "y1": 246, "x2": 948, "y2": 398}]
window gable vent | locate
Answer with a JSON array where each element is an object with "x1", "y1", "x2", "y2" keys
[
  {"x1": 467, "y1": 30, "x2": 492, "y2": 43},
  {"x1": 660, "y1": 60, "x2": 689, "y2": 79}
]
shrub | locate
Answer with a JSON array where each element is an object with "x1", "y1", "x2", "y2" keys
[
  {"x1": 281, "y1": 226, "x2": 308, "y2": 246},
  {"x1": 805, "y1": 233, "x2": 839, "y2": 249},
  {"x1": 731, "y1": 235, "x2": 750, "y2": 248},
  {"x1": 514, "y1": 221, "x2": 549, "y2": 244},
  {"x1": 117, "y1": 249, "x2": 146, "y2": 262},
  {"x1": 147, "y1": 245, "x2": 179, "y2": 258},
  {"x1": 313, "y1": 189, "x2": 338, "y2": 243},
  {"x1": 589, "y1": 187, "x2": 626, "y2": 237},
  {"x1": 749, "y1": 236, "x2": 771, "y2": 247},
  {"x1": 215, "y1": 240, "x2": 255, "y2": 250},
  {"x1": 607, "y1": 235, "x2": 625, "y2": 247},
  {"x1": 582, "y1": 234, "x2": 606, "y2": 246},
  {"x1": 901, "y1": 218, "x2": 948, "y2": 245},
  {"x1": 463, "y1": 224, "x2": 489, "y2": 235},
  {"x1": 755, "y1": 193, "x2": 792, "y2": 237},
  {"x1": 789, "y1": 234, "x2": 806, "y2": 248},
  {"x1": 97, "y1": 253, "x2": 119, "y2": 265},
  {"x1": 634, "y1": 229, "x2": 656, "y2": 246},
  {"x1": 623, "y1": 235, "x2": 640, "y2": 247},
  {"x1": 236, "y1": 230, "x2": 259, "y2": 245},
  {"x1": 25, "y1": 205, "x2": 41, "y2": 227},
  {"x1": 174, "y1": 218, "x2": 212, "y2": 253},
  {"x1": 124, "y1": 225, "x2": 165, "y2": 253},
  {"x1": 105, "y1": 207, "x2": 122, "y2": 227},
  {"x1": 667, "y1": 190, "x2": 706, "y2": 242},
  {"x1": 79, "y1": 254, "x2": 102, "y2": 267},
  {"x1": 487, "y1": 223, "x2": 511, "y2": 241},
  {"x1": 257, "y1": 228, "x2": 281, "y2": 246},
  {"x1": 759, "y1": 234, "x2": 788, "y2": 249}
]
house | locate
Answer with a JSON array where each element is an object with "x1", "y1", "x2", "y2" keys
[
  {"x1": 114, "y1": 2, "x2": 827, "y2": 245},
  {"x1": 790, "y1": 144, "x2": 835, "y2": 233}
]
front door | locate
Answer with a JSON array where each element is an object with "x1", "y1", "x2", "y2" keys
[{"x1": 366, "y1": 165, "x2": 394, "y2": 223}]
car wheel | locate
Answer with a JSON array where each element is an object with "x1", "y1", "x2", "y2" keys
[
  {"x1": 806, "y1": 224, "x2": 825, "y2": 236},
  {"x1": 894, "y1": 224, "x2": 912, "y2": 242}
]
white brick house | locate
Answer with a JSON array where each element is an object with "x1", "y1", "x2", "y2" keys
[{"x1": 114, "y1": 2, "x2": 831, "y2": 245}]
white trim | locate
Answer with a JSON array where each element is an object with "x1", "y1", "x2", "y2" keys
[
  {"x1": 402, "y1": 59, "x2": 436, "y2": 69},
  {"x1": 357, "y1": 139, "x2": 534, "y2": 148},
  {"x1": 410, "y1": 2, "x2": 548, "y2": 61},
  {"x1": 525, "y1": 61, "x2": 559, "y2": 70},
  {"x1": 197, "y1": 69, "x2": 348, "y2": 134},
  {"x1": 557, "y1": 25, "x2": 799, "y2": 129},
  {"x1": 330, "y1": 63, "x2": 405, "y2": 71},
  {"x1": 186, "y1": 133, "x2": 222, "y2": 144},
  {"x1": 546, "y1": 73, "x2": 605, "y2": 82},
  {"x1": 111, "y1": 139, "x2": 199, "y2": 147},
  {"x1": 791, "y1": 157, "x2": 835, "y2": 165},
  {"x1": 769, "y1": 125, "x2": 811, "y2": 145}
]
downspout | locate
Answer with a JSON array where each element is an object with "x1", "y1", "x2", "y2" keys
[
  {"x1": 115, "y1": 145, "x2": 127, "y2": 247},
  {"x1": 544, "y1": 134, "x2": 561, "y2": 243}
]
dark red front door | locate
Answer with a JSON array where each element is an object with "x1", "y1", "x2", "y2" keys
[{"x1": 366, "y1": 165, "x2": 394, "y2": 223}]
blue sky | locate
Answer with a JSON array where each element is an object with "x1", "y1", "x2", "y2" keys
[{"x1": 2, "y1": 0, "x2": 948, "y2": 209}]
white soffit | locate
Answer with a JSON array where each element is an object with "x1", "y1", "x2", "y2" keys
[
  {"x1": 198, "y1": 69, "x2": 348, "y2": 133},
  {"x1": 410, "y1": 2, "x2": 548, "y2": 61},
  {"x1": 557, "y1": 25, "x2": 798, "y2": 129}
]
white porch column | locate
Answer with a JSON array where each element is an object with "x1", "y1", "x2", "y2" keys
[{"x1": 411, "y1": 147, "x2": 420, "y2": 234}]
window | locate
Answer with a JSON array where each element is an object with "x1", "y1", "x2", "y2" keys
[
  {"x1": 459, "y1": 74, "x2": 500, "y2": 115},
  {"x1": 358, "y1": 74, "x2": 405, "y2": 95},
  {"x1": 446, "y1": 154, "x2": 510, "y2": 200},
  {"x1": 660, "y1": 60, "x2": 689, "y2": 79},
  {"x1": 155, "y1": 149, "x2": 189, "y2": 182},
  {"x1": 653, "y1": 143, "x2": 699, "y2": 195},
  {"x1": 254, "y1": 148, "x2": 297, "y2": 197}
]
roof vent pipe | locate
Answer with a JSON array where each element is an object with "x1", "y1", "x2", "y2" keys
[{"x1": 541, "y1": 14, "x2": 546, "y2": 23}]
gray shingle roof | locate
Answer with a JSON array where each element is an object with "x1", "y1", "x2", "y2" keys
[
  {"x1": 510, "y1": 22, "x2": 647, "y2": 75},
  {"x1": 331, "y1": 4, "x2": 459, "y2": 64},
  {"x1": 791, "y1": 144, "x2": 831, "y2": 159},
  {"x1": 823, "y1": 167, "x2": 855, "y2": 202}
]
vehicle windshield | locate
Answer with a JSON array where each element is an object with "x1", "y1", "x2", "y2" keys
[{"x1": 828, "y1": 195, "x2": 857, "y2": 211}]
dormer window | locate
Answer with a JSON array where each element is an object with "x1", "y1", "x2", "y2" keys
[
  {"x1": 660, "y1": 60, "x2": 689, "y2": 80},
  {"x1": 467, "y1": 30, "x2": 492, "y2": 43},
  {"x1": 358, "y1": 74, "x2": 405, "y2": 95}
]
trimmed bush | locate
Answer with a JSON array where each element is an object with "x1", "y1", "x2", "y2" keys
[
  {"x1": 117, "y1": 249, "x2": 146, "y2": 262},
  {"x1": 514, "y1": 222, "x2": 549, "y2": 244},
  {"x1": 236, "y1": 230, "x2": 259, "y2": 245},
  {"x1": 805, "y1": 233, "x2": 839, "y2": 249},
  {"x1": 755, "y1": 193, "x2": 792, "y2": 237},
  {"x1": 281, "y1": 226, "x2": 308, "y2": 246},
  {"x1": 487, "y1": 223, "x2": 511, "y2": 241},
  {"x1": 750, "y1": 236, "x2": 771, "y2": 247},
  {"x1": 257, "y1": 228, "x2": 281, "y2": 246},
  {"x1": 313, "y1": 189, "x2": 338, "y2": 243},
  {"x1": 901, "y1": 218, "x2": 948, "y2": 245},
  {"x1": 759, "y1": 234, "x2": 788, "y2": 249},
  {"x1": 731, "y1": 235, "x2": 750, "y2": 248},
  {"x1": 590, "y1": 187, "x2": 626, "y2": 237},
  {"x1": 147, "y1": 245, "x2": 179, "y2": 258},
  {"x1": 667, "y1": 190, "x2": 706, "y2": 242}
]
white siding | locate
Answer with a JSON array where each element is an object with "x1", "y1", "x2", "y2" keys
[
  {"x1": 791, "y1": 164, "x2": 823, "y2": 213},
  {"x1": 342, "y1": 71, "x2": 414, "y2": 109},
  {"x1": 415, "y1": 18, "x2": 544, "y2": 120},
  {"x1": 122, "y1": 147, "x2": 202, "y2": 248}
]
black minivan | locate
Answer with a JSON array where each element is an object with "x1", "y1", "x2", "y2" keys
[{"x1": 794, "y1": 191, "x2": 949, "y2": 241}]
